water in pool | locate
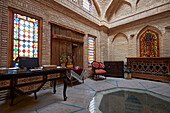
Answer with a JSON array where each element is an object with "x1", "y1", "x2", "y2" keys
[{"x1": 89, "y1": 88, "x2": 170, "y2": 113}]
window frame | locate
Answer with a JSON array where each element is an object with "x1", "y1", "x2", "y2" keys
[
  {"x1": 87, "y1": 34, "x2": 96, "y2": 67},
  {"x1": 8, "y1": 8, "x2": 42, "y2": 67}
]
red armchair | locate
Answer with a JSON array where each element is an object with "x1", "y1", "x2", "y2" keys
[{"x1": 91, "y1": 61, "x2": 106, "y2": 79}]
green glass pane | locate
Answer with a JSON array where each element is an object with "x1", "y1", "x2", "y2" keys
[
  {"x1": 14, "y1": 48, "x2": 18, "y2": 52},
  {"x1": 14, "y1": 37, "x2": 18, "y2": 40}
]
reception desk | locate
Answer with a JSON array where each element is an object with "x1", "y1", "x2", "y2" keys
[
  {"x1": 127, "y1": 57, "x2": 170, "y2": 82},
  {"x1": 0, "y1": 68, "x2": 68, "y2": 106}
]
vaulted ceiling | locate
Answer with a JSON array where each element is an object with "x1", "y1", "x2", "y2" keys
[{"x1": 92, "y1": 0, "x2": 132, "y2": 21}]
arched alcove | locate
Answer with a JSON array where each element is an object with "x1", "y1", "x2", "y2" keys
[
  {"x1": 115, "y1": 1, "x2": 132, "y2": 18},
  {"x1": 111, "y1": 33, "x2": 128, "y2": 61},
  {"x1": 136, "y1": 0, "x2": 162, "y2": 10},
  {"x1": 136, "y1": 25, "x2": 162, "y2": 57}
]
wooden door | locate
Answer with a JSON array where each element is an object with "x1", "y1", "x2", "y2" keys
[
  {"x1": 51, "y1": 24, "x2": 84, "y2": 67},
  {"x1": 51, "y1": 38, "x2": 59, "y2": 65},
  {"x1": 72, "y1": 43, "x2": 83, "y2": 68}
]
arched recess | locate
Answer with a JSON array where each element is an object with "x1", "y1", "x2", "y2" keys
[
  {"x1": 111, "y1": 32, "x2": 129, "y2": 61},
  {"x1": 115, "y1": 1, "x2": 132, "y2": 18},
  {"x1": 136, "y1": 25, "x2": 162, "y2": 57},
  {"x1": 105, "y1": 0, "x2": 132, "y2": 21},
  {"x1": 136, "y1": 0, "x2": 162, "y2": 10}
]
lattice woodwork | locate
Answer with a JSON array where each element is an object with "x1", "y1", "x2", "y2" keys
[{"x1": 127, "y1": 57, "x2": 170, "y2": 82}]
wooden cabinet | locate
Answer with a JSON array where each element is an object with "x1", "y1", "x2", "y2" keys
[{"x1": 104, "y1": 61, "x2": 124, "y2": 77}]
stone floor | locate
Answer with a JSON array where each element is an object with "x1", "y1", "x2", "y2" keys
[{"x1": 0, "y1": 77, "x2": 170, "y2": 113}]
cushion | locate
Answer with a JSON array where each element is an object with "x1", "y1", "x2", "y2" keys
[
  {"x1": 99, "y1": 63, "x2": 105, "y2": 69},
  {"x1": 95, "y1": 69, "x2": 106, "y2": 74},
  {"x1": 92, "y1": 62, "x2": 99, "y2": 68}
]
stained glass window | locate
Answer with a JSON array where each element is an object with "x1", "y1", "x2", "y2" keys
[
  {"x1": 68, "y1": 0, "x2": 78, "y2": 5},
  {"x1": 140, "y1": 30, "x2": 159, "y2": 57},
  {"x1": 13, "y1": 13, "x2": 39, "y2": 61},
  {"x1": 83, "y1": 0, "x2": 91, "y2": 12},
  {"x1": 88, "y1": 36, "x2": 96, "y2": 66}
]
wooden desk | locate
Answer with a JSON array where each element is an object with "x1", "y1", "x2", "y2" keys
[{"x1": 0, "y1": 68, "x2": 68, "y2": 106}]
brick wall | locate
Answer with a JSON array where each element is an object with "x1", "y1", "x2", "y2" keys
[
  {"x1": 108, "y1": 12, "x2": 170, "y2": 61},
  {"x1": 0, "y1": 0, "x2": 8, "y2": 67},
  {"x1": 0, "y1": 0, "x2": 106, "y2": 68},
  {"x1": 0, "y1": 0, "x2": 169, "y2": 68}
]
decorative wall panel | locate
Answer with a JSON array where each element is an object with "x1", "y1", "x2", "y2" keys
[
  {"x1": 140, "y1": 30, "x2": 159, "y2": 57},
  {"x1": 47, "y1": 74, "x2": 60, "y2": 79},
  {"x1": 0, "y1": 80, "x2": 10, "y2": 88},
  {"x1": 17, "y1": 76, "x2": 43, "y2": 85}
]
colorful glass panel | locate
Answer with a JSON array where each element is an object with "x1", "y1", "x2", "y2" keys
[
  {"x1": 88, "y1": 37, "x2": 95, "y2": 66},
  {"x1": 140, "y1": 30, "x2": 159, "y2": 57},
  {"x1": 83, "y1": 0, "x2": 91, "y2": 12},
  {"x1": 13, "y1": 13, "x2": 39, "y2": 60},
  {"x1": 68, "y1": 0, "x2": 78, "y2": 5}
]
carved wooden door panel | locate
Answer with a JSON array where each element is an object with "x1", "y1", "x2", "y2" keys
[{"x1": 72, "y1": 43, "x2": 83, "y2": 68}]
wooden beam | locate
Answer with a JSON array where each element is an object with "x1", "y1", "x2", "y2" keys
[
  {"x1": 52, "y1": 34, "x2": 84, "y2": 43},
  {"x1": 49, "y1": 21, "x2": 85, "y2": 35}
]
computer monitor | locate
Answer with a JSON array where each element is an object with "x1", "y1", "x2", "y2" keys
[{"x1": 17, "y1": 57, "x2": 39, "y2": 69}]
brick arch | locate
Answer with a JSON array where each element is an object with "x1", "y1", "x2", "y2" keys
[
  {"x1": 136, "y1": 25, "x2": 162, "y2": 40},
  {"x1": 111, "y1": 32, "x2": 129, "y2": 61},
  {"x1": 112, "y1": 32, "x2": 128, "y2": 42}
]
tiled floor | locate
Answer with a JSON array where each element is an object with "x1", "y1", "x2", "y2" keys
[{"x1": 0, "y1": 77, "x2": 169, "y2": 113}]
